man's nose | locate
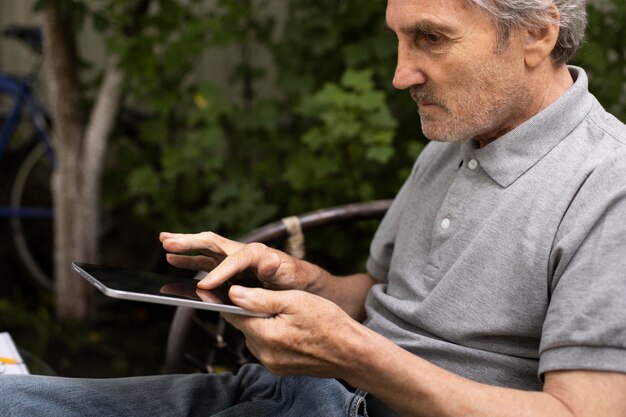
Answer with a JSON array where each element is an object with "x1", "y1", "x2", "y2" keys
[{"x1": 392, "y1": 47, "x2": 427, "y2": 90}]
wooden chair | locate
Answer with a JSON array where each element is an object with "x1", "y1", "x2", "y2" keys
[{"x1": 164, "y1": 199, "x2": 392, "y2": 374}]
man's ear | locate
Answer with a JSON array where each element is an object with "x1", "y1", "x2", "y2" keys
[{"x1": 523, "y1": 4, "x2": 560, "y2": 68}]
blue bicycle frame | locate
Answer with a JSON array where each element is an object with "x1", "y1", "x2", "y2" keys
[{"x1": 0, "y1": 73, "x2": 54, "y2": 218}]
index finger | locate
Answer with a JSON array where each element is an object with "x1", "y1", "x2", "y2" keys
[
  {"x1": 161, "y1": 231, "x2": 245, "y2": 258},
  {"x1": 197, "y1": 243, "x2": 279, "y2": 290}
]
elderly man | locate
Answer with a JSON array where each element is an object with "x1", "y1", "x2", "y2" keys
[{"x1": 2, "y1": 0, "x2": 625, "y2": 416}]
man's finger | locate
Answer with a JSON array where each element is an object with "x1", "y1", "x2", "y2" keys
[
  {"x1": 166, "y1": 254, "x2": 219, "y2": 271},
  {"x1": 228, "y1": 285, "x2": 293, "y2": 315},
  {"x1": 197, "y1": 243, "x2": 271, "y2": 289},
  {"x1": 256, "y1": 252, "x2": 281, "y2": 281},
  {"x1": 161, "y1": 231, "x2": 245, "y2": 256},
  {"x1": 197, "y1": 252, "x2": 253, "y2": 289}
]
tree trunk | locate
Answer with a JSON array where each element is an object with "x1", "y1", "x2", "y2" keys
[
  {"x1": 42, "y1": 0, "x2": 94, "y2": 320},
  {"x1": 42, "y1": 0, "x2": 139, "y2": 321},
  {"x1": 79, "y1": 64, "x2": 124, "y2": 268}
]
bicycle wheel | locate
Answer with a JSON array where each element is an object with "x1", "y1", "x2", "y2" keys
[{"x1": 9, "y1": 141, "x2": 54, "y2": 290}]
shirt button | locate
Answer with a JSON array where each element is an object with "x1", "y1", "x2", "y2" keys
[
  {"x1": 441, "y1": 218, "x2": 450, "y2": 229},
  {"x1": 468, "y1": 159, "x2": 479, "y2": 170}
]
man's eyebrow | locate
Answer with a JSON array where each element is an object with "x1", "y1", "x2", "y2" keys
[{"x1": 384, "y1": 20, "x2": 457, "y2": 36}]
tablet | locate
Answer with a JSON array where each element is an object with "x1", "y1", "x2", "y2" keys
[{"x1": 72, "y1": 262, "x2": 269, "y2": 317}]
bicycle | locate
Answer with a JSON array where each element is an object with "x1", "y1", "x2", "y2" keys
[
  {"x1": 0, "y1": 25, "x2": 164, "y2": 292},
  {"x1": 0, "y1": 25, "x2": 55, "y2": 290}
]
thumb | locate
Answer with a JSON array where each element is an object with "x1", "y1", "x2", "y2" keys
[{"x1": 229, "y1": 285, "x2": 291, "y2": 315}]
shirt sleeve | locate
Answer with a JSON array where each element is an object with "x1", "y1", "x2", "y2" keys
[{"x1": 539, "y1": 148, "x2": 626, "y2": 377}]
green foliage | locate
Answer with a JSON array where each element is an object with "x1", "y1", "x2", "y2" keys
[
  {"x1": 574, "y1": 1, "x2": 626, "y2": 121},
  {"x1": 270, "y1": 1, "x2": 397, "y2": 97},
  {"x1": 92, "y1": 0, "x2": 424, "y2": 243},
  {"x1": 286, "y1": 69, "x2": 397, "y2": 203}
]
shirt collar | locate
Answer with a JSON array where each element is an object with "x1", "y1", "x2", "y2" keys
[{"x1": 459, "y1": 66, "x2": 595, "y2": 188}]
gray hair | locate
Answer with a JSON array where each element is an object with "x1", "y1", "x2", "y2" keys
[{"x1": 467, "y1": 0, "x2": 587, "y2": 64}]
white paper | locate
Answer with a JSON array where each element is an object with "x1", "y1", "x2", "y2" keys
[{"x1": 0, "y1": 332, "x2": 30, "y2": 375}]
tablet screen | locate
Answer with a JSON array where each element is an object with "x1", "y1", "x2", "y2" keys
[{"x1": 72, "y1": 262, "x2": 267, "y2": 317}]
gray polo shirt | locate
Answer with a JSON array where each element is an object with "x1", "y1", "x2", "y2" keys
[{"x1": 364, "y1": 67, "x2": 626, "y2": 391}]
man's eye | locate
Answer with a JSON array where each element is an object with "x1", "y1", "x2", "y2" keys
[
  {"x1": 423, "y1": 33, "x2": 442, "y2": 44},
  {"x1": 412, "y1": 32, "x2": 450, "y2": 52}
]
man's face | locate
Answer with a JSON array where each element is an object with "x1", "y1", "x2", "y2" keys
[{"x1": 387, "y1": 0, "x2": 533, "y2": 145}]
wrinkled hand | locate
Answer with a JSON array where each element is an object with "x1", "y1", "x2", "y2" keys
[
  {"x1": 223, "y1": 285, "x2": 363, "y2": 378},
  {"x1": 159, "y1": 231, "x2": 314, "y2": 291}
]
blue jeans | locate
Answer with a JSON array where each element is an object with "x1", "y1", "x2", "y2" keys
[{"x1": 0, "y1": 364, "x2": 368, "y2": 417}]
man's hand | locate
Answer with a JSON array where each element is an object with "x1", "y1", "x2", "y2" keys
[
  {"x1": 160, "y1": 231, "x2": 378, "y2": 320},
  {"x1": 160, "y1": 231, "x2": 315, "y2": 291},
  {"x1": 222, "y1": 285, "x2": 367, "y2": 378}
]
